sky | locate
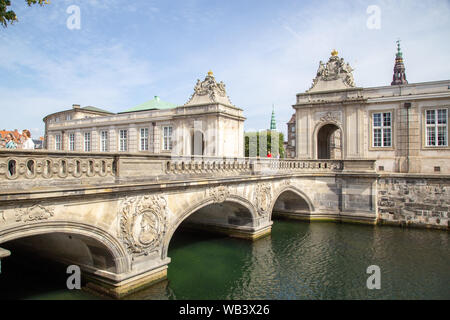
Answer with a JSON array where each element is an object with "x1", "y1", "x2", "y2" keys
[{"x1": 1, "y1": 0, "x2": 449, "y2": 139}]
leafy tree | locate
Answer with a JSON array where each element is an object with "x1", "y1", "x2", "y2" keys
[
  {"x1": 1, "y1": 0, "x2": 48, "y2": 27},
  {"x1": 244, "y1": 130, "x2": 285, "y2": 158}
]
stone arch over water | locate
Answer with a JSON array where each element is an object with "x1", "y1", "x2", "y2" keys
[
  {"x1": 270, "y1": 186, "x2": 314, "y2": 220},
  {"x1": 0, "y1": 221, "x2": 131, "y2": 274},
  {"x1": 162, "y1": 196, "x2": 259, "y2": 258}
]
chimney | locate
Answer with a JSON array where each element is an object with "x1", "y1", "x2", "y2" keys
[{"x1": 73, "y1": 104, "x2": 81, "y2": 109}]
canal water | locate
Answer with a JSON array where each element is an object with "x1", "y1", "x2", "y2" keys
[{"x1": 0, "y1": 220, "x2": 449, "y2": 300}]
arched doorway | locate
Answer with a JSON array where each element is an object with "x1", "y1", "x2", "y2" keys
[
  {"x1": 191, "y1": 130, "x2": 205, "y2": 155},
  {"x1": 317, "y1": 124, "x2": 342, "y2": 160}
]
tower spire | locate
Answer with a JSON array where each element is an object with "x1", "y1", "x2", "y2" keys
[
  {"x1": 270, "y1": 105, "x2": 276, "y2": 130},
  {"x1": 391, "y1": 39, "x2": 408, "y2": 85}
]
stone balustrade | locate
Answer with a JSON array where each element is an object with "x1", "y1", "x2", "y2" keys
[
  {"x1": 0, "y1": 150, "x2": 376, "y2": 186},
  {"x1": 0, "y1": 150, "x2": 116, "y2": 181}
]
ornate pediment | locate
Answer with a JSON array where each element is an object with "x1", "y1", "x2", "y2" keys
[
  {"x1": 185, "y1": 71, "x2": 234, "y2": 106},
  {"x1": 308, "y1": 50, "x2": 356, "y2": 92}
]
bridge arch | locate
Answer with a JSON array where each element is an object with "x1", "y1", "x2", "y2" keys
[
  {"x1": 162, "y1": 195, "x2": 258, "y2": 258},
  {"x1": 270, "y1": 185, "x2": 315, "y2": 220},
  {"x1": 0, "y1": 221, "x2": 131, "y2": 274}
]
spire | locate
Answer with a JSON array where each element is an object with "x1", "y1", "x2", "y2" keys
[
  {"x1": 270, "y1": 105, "x2": 277, "y2": 130},
  {"x1": 391, "y1": 40, "x2": 408, "y2": 86}
]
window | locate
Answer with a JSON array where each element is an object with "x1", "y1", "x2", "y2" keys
[
  {"x1": 55, "y1": 134, "x2": 62, "y2": 150},
  {"x1": 54, "y1": 117, "x2": 59, "y2": 123},
  {"x1": 425, "y1": 109, "x2": 447, "y2": 147},
  {"x1": 291, "y1": 126, "x2": 295, "y2": 133},
  {"x1": 66, "y1": 114, "x2": 72, "y2": 121},
  {"x1": 119, "y1": 129, "x2": 128, "y2": 152},
  {"x1": 372, "y1": 112, "x2": 392, "y2": 147},
  {"x1": 140, "y1": 128, "x2": 149, "y2": 151},
  {"x1": 163, "y1": 126, "x2": 172, "y2": 151},
  {"x1": 84, "y1": 132, "x2": 91, "y2": 152},
  {"x1": 69, "y1": 133, "x2": 75, "y2": 151},
  {"x1": 100, "y1": 131, "x2": 108, "y2": 152},
  {"x1": 291, "y1": 139, "x2": 295, "y2": 147}
]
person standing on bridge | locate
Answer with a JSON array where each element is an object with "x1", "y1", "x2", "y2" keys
[
  {"x1": 5, "y1": 133, "x2": 17, "y2": 149},
  {"x1": 21, "y1": 130, "x2": 35, "y2": 150}
]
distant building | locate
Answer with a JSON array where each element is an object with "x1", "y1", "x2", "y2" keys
[
  {"x1": 32, "y1": 138, "x2": 44, "y2": 149},
  {"x1": 286, "y1": 114, "x2": 296, "y2": 158},
  {"x1": 43, "y1": 72, "x2": 245, "y2": 157}
]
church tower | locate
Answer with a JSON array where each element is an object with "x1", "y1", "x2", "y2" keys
[
  {"x1": 270, "y1": 105, "x2": 277, "y2": 130},
  {"x1": 391, "y1": 40, "x2": 408, "y2": 86}
]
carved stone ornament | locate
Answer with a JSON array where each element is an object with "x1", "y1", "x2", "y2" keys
[
  {"x1": 308, "y1": 51, "x2": 356, "y2": 92},
  {"x1": 209, "y1": 185, "x2": 230, "y2": 203},
  {"x1": 119, "y1": 195, "x2": 168, "y2": 256},
  {"x1": 320, "y1": 112, "x2": 341, "y2": 125},
  {"x1": 255, "y1": 183, "x2": 272, "y2": 216},
  {"x1": 185, "y1": 71, "x2": 233, "y2": 106},
  {"x1": 15, "y1": 204, "x2": 55, "y2": 223}
]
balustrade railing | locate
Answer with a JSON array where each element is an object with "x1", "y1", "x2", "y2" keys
[{"x1": 0, "y1": 150, "x2": 375, "y2": 184}]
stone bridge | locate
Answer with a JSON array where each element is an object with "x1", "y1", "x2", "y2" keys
[{"x1": 0, "y1": 150, "x2": 377, "y2": 297}]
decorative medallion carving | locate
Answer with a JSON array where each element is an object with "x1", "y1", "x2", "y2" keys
[
  {"x1": 209, "y1": 185, "x2": 230, "y2": 203},
  {"x1": 15, "y1": 204, "x2": 55, "y2": 223},
  {"x1": 119, "y1": 195, "x2": 168, "y2": 256},
  {"x1": 255, "y1": 183, "x2": 272, "y2": 216}
]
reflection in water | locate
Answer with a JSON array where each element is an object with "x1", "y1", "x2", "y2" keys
[{"x1": 0, "y1": 221, "x2": 449, "y2": 300}]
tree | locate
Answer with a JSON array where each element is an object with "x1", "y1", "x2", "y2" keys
[
  {"x1": 244, "y1": 130, "x2": 285, "y2": 158},
  {"x1": 1, "y1": 0, "x2": 48, "y2": 28}
]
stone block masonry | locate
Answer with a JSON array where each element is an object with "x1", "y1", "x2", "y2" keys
[{"x1": 377, "y1": 174, "x2": 450, "y2": 230}]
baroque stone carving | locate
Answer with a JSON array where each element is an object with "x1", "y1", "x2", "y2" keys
[
  {"x1": 185, "y1": 71, "x2": 233, "y2": 106},
  {"x1": 254, "y1": 183, "x2": 272, "y2": 216},
  {"x1": 308, "y1": 52, "x2": 356, "y2": 92},
  {"x1": 209, "y1": 185, "x2": 230, "y2": 203},
  {"x1": 119, "y1": 195, "x2": 168, "y2": 256},
  {"x1": 15, "y1": 204, "x2": 55, "y2": 223},
  {"x1": 320, "y1": 112, "x2": 340, "y2": 124}
]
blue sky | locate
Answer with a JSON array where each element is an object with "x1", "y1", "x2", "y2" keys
[{"x1": 1, "y1": 0, "x2": 449, "y2": 139}]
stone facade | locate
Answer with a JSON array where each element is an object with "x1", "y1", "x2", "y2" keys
[
  {"x1": 377, "y1": 175, "x2": 450, "y2": 229},
  {"x1": 286, "y1": 114, "x2": 296, "y2": 158},
  {"x1": 292, "y1": 50, "x2": 450, "y2": 174},
  {"x1": 43, "y1": 72, "x2": 245, "y2": 157}
]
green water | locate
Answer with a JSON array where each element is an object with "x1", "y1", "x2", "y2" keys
[{"x1": 1, "y1": 221, "x2": 449, "y2": 300}]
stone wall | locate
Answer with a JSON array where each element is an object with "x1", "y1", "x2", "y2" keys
[{"x1": 377, "y1": 175, "x2": 450, "y2": 230}]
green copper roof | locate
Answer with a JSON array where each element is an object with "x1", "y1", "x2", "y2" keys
[
  {"x1": 82, "y1": 106, "x2": 114, "y2": 114},
  {"x1": 270, "y1": 105, "x2": 277, "y2": 130},
  {"x1": 122, "y1": 96, "x2": 177, "y2": 113}
]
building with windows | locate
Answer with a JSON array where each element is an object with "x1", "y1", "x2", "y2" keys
[
  {"x1": 292, "y1": 45, "x2": 450, "y2": 173},
  {"x1": 286, "y1": 114, "x2": 296, "y2": 158},
  {"x1": 43, "y1": 71, "x2": 245, "y2": 157}
]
